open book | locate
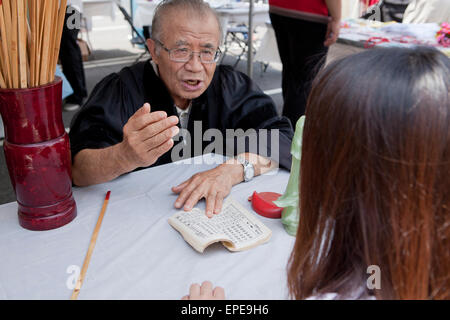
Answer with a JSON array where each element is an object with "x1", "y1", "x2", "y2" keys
[{"x1": 168, "y1": 198, "x2": 272, "y2": 253}]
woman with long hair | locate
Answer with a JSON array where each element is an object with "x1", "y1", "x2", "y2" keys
[
  {"x1": 183, "y1": 47, "x2": 450, "y2": 300},
  {"x1": 289, "y1": 46, "x2": 449, "y2": 300}
]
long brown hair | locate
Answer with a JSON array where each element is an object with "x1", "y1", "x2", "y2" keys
[{"x1": 288, "y1": 47, "x2": 450, "y2": 300}]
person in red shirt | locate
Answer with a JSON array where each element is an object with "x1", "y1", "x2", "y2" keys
[{"x1": 268, "y1": 0, "x2": 342, "y2": 126}]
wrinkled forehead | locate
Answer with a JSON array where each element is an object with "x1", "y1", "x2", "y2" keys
[{"x1": 159, "y1": 8, "x2": 221, "y2": 46}]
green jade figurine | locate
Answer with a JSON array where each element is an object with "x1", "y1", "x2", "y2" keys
[{"x1": 274, "y1": 116, "x2": 305, "y2": 236}]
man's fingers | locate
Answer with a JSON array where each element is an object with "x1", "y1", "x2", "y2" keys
[
  {"x1": 174, "y1": 178, "x2": 200, "y2": 209},
  {"x1": 135, "y1": 102, "x2": 151, "y2": 116},
  {"x1": 147, "y1": 138, "x2": 174, "y2": 162},
  {"x1": 205, "y1": 191, "x2": 217, "y2": 218},
  {"x1": 183, "y1": 188, "x2": 205, "y2": 212},
  {"x1": 140, "y1": 115, "x2": 179, "y2": 139},
  {"x1": 172, "y1": 179, "x2": 189, "y2": 194},
  {"x1": 138, "y1": 112, "x2": 170, "y2": 131},
  {"x1": 144, "y1": 126, "x2": 179, "y2": 150},
  {"x1": 128, "y1": 111, "x2": 167, "y2": 132},
  {"x1": 129, "y1": 103, "x2": 153, "y2": 124},
  {"x1": 172, "y1": 182, "x2": 189, "y2": 194},
  {"x1": 128, "y1": 103, "x2": 179, "y2": 133},
  {"x1": 181, "y1": 295, "x2": 189, "y2": 300},
  {"x1": 214, "y1": 193, "x2": 224, "y2": 214}
]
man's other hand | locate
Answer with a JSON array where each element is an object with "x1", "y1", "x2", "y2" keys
[
  {"x1": 118, "y1": 103, "x2": 179, "y2": 171},
  {"x1": 171, "y1": 163, "x2": 243, "y2": 217}
]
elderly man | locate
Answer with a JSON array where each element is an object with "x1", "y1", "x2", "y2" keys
[{"x1": 69, "y1": 0, "x2": 293, "y2": 216}]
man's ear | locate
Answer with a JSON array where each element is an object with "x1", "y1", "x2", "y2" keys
[{"x1": 147, "y1": 38, "x2": 158, "y2": 64}]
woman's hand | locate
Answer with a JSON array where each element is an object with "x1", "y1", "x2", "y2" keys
[{"x1": 181, "y1": 281, "x2": 225, "y2": 300}]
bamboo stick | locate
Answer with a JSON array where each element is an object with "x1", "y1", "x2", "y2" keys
[
  {"x1": 24, "y1": 0, "x2": 30, "y2": 87},
  {"x1": 37, "y1": 0, "x2": 48, "y2": 85},
  {"x1": 2, "y1": 0, "x2": 11, "y2": 35},
  {"x1": 0, "y1": 2, "x2": 12, "y2": 87},
  {"x1": 26, "y1": 19, "x2": 32, "y2": 88},
  {"x1": 0, "y1": 68, "x2": 6, "y2": 89},
  {"x1": 2, "y1": 0, "x2": 12, "y2": 85},
  {"x1": 51, "y1": 0, "x2": 67, "y2": 78},
  {"x1": 0, "y1": 33, "x2": 5, "y2": 88},
  {"x1": 70, "y1": 191, "x2": 111, "y2": 300},
  {"x1": 10, "y1": 0, "x2": 19, "y2": 88},
  {"x1": 24, "y1": 0, "x2": 30, "y2": 86},
  {"x1": 47, "y1": 0, "x2": 57, "y2": 82},
  {"x1": 27, "y1": 0, "x2": 35, "y2": 87},
  {"x1": 39, "y1": 0, "x2": 53, "y2": 85},
  {"x1": 17, "y1": 0, "x2": 28, "y2": 88},
  {"x1": 34, "y1": 0, "x2": 42, "y2": 87},
  {"x1": 33, "y1": 0, "x2": 38, "y2": 87}
]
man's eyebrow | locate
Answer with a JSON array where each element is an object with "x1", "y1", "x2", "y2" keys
[
  {"x1": 201, "y1": 43, "x2": 215, "y2": 49},
  {"x1": 174, "y1": 40, "x2": 216, "y2": 48},
  {"x1": 175, "y1": 40, "x2": 189, "y2": 46}
]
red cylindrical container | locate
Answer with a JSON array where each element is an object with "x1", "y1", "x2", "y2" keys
[{"x1": 0, "y1": 78, "x2": 77, "y2": 230}]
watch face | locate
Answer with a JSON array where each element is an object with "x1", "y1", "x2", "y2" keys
[{"x1": 245, "y1": 166, "x2": 255, "y2": 181}]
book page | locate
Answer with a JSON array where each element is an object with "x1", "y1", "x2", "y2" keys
[
  {"x1": 169, "y1": 208, "x2": 232, "y2": 252},
  {"x1": 210, "y1": 199, "x2": 272, "y2": 251},
  {"x1": 168, "y1": 198, "x2": 272, "y2": 252}
]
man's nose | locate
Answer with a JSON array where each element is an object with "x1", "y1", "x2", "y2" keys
[{"x1": 184, "y1": 53, "x2": 204, "y2": 72}]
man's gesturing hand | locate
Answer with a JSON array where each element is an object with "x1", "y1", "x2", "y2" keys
[
  {"x1": 118, "y1": 103, "x2": 179, "y2": 172},
  {"x1": 172, "y1": 163, "x2": 243, "y2": 218}
]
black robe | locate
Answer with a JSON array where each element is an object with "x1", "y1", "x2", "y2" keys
[{"x1": 69, "y1": 61, "x2": 294, "y2": 170}]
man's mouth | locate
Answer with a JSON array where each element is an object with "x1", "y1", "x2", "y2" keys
[
  {"x1": 181, "y1": 79, "x2": 204, "y2": 91},
  {"x1": 185, "y1": 80, "x2": 200, "y2": 85}
]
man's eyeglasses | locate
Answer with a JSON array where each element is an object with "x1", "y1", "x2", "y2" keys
[{"x1": 154, "y1": 39, "x2": 221, "y2": 64}]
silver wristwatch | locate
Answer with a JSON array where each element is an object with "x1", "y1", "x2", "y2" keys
[{"x1": 237, "y1": 156, "x2": 255, "y2": 182}]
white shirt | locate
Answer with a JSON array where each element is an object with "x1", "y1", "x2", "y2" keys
[{"x1": 175, "y1": 104, "x2": 191, "y2": 130}]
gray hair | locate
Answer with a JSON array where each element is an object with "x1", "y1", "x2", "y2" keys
[{"x1": 151, "y1": 0, "x2": 223, "y2": 51}]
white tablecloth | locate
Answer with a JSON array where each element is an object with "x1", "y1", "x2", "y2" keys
[{"x1": 0, "y1": 154, "x2": 294, "y2": 299}]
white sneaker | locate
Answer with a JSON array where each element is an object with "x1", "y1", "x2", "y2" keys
[{"x1": 63, "y1": 103, "x2": 81, "y2": 111}]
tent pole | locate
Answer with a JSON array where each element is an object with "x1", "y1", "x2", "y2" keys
[{"x1": 247, "y1": 0, "x2": 254, "y2": 78}]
